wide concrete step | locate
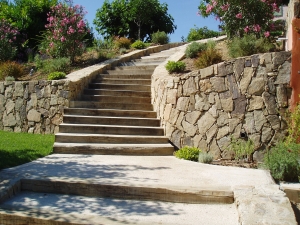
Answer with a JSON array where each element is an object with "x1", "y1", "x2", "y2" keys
[
  {"x1": 64, "y1": 108, "x2": 157, "y2": 118},
  {"x1": 89, "y1": 83, "x2": 151, "y2": 92},
  {"x1": 62, "y1": 115, "x2": 160, "y2": 126},
  {"x1": 97, "y1": 73, "x2": 152, "y2": 79},
  {"x1": 118, "y1": 61, "x2": 163, "y2": 66},
  {"x1": 80, "y1": 95, "x2": 151, "y2": 104},
  {"x1": 70, "y1": 101, "x2": 152, "y2": 110},
  {"x1": 138, "y1": 56, "x2": 168, "y2": 62},
  {"x1": 59, "y1": 124, "x2": 164, "y2": 135},
  {"x1": 0, "y1": 191, "x2": 238, "y2": 225},
  {"x1": 114, "y1": 65, "x2": 157, "y2": 70},
  {"x1": 83, "y1": 89, "x2": 151, "y2": 98},
  {"x1": 93, "y1": 78, "x2": 151, "y2": 85},
  {"x1": 55, "y1": 133, "x2": 170, "y2": 144},
  {"x1": 106, "y1": 69, "x2": 154, "y2": 76},
  {"x1": 53, "y1": 143, "x2": 174, "y2": 155}
]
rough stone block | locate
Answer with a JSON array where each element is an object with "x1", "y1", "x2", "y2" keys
[
  {"x1": 248, "y1": 78, "x2": 265, "y2": 95},
  {"x1": 233, "y1": 58, "x2": 245, "y2": 81},
  {"x1": 248, "y1": 96, "x2": 264, "y2": 111},
  {"x1": 210, "y1": 77, "x2": 227, "y2": 92},
  {"x1": 197, "y1": 111, "x2": 216, "y2": 135},
  {"x1": 200, "y1": 65, "x2": 214, "y2": 79},
  {"x1": 240, "y1": 67, "x2": 253, "y2": 94}
]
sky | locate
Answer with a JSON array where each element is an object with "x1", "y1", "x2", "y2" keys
[{"x1": 72, "y1": 0, "x2": 220, "y2": 42}]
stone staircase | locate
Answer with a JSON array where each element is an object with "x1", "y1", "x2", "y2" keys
[{"x1": 53, "y1": 49, "x2": 177, "y2": 156}]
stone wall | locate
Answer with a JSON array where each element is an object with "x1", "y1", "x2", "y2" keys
[
  {"x1": 152, "y1": 48, "x2": 291, "y2": 161},
  {"x1": 0, "y1": 43, "x2": 184, "y2": 134}
]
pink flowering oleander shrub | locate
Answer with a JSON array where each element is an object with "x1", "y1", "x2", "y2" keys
[
  {"x1": 43, "y1": 0, "x2": 90, "y2": 63},
  {"x1": 198, "y1": 0, "x2": 285, "y2": 38},
  {"x1": 0, "y1": 19, "x2": 19, "y2": 61}
]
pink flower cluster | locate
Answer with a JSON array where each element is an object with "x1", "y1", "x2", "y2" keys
[{"x1": 0, "y1": 19, "x2": 19, "y2": 44}]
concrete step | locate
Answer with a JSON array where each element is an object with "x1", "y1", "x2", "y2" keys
[
  {"x1": 63, "y1": 108, "x2": 157, "y2": 118},
  {"x1": 59, "y1": 124, "x2": 164, "y2": 135},
  {"x1": 62, "y1": 115, "x2": 160, "y2": 126},
  {"x1": 93, "y1": 78, "x2": 151, "y2": 85},
  {"x1": 0, "y1": 191, "x2": 238, "y2": 225},
  {"x1": 55, "y1": 133, "x2": 170, "y2": 144},
  {"x1": 53, "y1": 143, "x2": 174, "y2": 155},
  {"x1": 83, "y1": 89, "x2": 151, "y2": 98},
  {"x1": 118, "y1": 61, "x2": 163, "y2": 66},
  {"x1": 113, "y1": 65, "x2": 157, "y2": 71},
  {"x1": 89, "y1": 83, "x2": 151, "y2": 92},
  {"x1": 138, "y1": 56, "x2": 168, "y2": 62},
  {"x1": 97, "y1": 73, "x2": 152, "y2": 79},
  {"x1": 70, "y1": 101, "x2": 152, "y2": 110},
  {"x1": 80, "y1": 95, "x2": 151, "y2": 104},
  {"x1": 106, "y1": 69, "x2": 154, "y2": 76}
]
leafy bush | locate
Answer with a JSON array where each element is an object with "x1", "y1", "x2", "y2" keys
[
  {"x1": 114, "y1": 37, "x2": 131, "y2": 49},
  {"x1": 34, "y1": 56, "x2": 70, "y2": 74},
  {"x1": 194, "y1": 48, "x2": 222, "y2": 69},
  {"x1": 131, "y1": 40, "x2": 146, "y2": 49},
  {"x1": 48, "y1": 72, "x2": 66, "y2": 80},
  {"x1": 175, "y1": 146, "x2": 201, "y2": 162},
  {"x1": 187, "y1": 26, "x2": 219, "y2": 42},
  {"x1": 119, "y1": 48, "x2": 127, "y2": 54},
  {"x1": 198, "y1": 152, "x2": 214, "y2": 164},
  {"x1": 228, "y1": 34, "x2": 275, "y2": 58},
  {"x1": 5, "y1": 76, "x2": 15, "y2": 82},
  {"x1": 264, "y1": 141, "x2": 300, "y2": 182},
  {"x1": 0, "y1": 61, "x2": 24, "y2": 81},
  {"x1": 185, "y1": 42, "x2": 207, "y2": 58},
  {"x1": 0, "y1": 19, "x2": 19, "y2": 61},
  {"x1": 151, "y1": 31, "x2": 169, "y2": 45},
  {"x1": 94, "y1": 38, "x2": 114, "y2": 50},
  {"x1": 165, "y1": 61, "x2": 186, "y2": 73},
  {"x1": 227, "y1": 137, "x2": 255, "y2": 161}
]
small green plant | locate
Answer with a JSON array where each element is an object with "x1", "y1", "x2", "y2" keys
[
  {"x1": 175, "y1": 146, "x2": 201, "y2": 162},
  {"x1": 194, "y1": 48, "x2": 222, "y2": 69},
  {"x1": 264, "y1": 141, "x2": 300, "y2": 182},
  {"x1": 119, "y1": 48, "x2": 127, "y2": 54},
  {"x1": 198, "y1": 152, "x2": 214, "y2": 164},
  {"x1": 5, "y1": 76, "x2": 15, "y2": 81},
  {"x1": 227, "y1": 136, "x2": 255, "y2": 162},
  {"x1": 165, "y1": 61, "x2": 186, "y2": 73},
  {"x1": 228, "y1": 34, "x2": 275, "y2": 58},
  {"x1": 48, "y1": 71, "x2": 66, "y2": 80},
  {"x1": 131, "y1": 40, "x2": 146, "y2": 49},
  {"x1": 34, "y1": 56, "x2": 71, "y2": 74},
  {"x1": 114, "y1": 37, "x2": 131, "y2": 49},
  {"x1": 151, "y1": 31, "x2": 169, "y2": 45},
  {"x1": 0, "y1": 61, "x2": 25, "y2": 81},
  {"x1": 185, "y1": 42, "x2": 207, "y2": 58}
]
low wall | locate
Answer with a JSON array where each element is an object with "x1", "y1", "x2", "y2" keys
[
  {"x1": 0, "y1": 43, "x2": 184, "y2": 134},
  {"x1": 152, "y1": 46, "x2": 291, "y2": 161}
]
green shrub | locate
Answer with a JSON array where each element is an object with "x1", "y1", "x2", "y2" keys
[
  {"x1": 151, "y1": 31, "x2": 169, "y2": 45},
  {"x1": 264, "y1": 141, "x2": 300, "y2": 182},
  {"x1": 198, "y1": 152, "x2": 214, "y2": 164},
  {"x1": 119, "y1": 48, "x2": 127, "y2": 54},
  {"x1": 131, "y1": 40, "x2": 146, "y2": 49},
  {"x1": 227, "y1": 137, "x2": 255, "y2": 161},
  {"x1": 165, "y1": 61, "x2": 186, "y2": 73},
  {"x1": 185, "y1": 42, "x2": 207, "y2": 58},
  {"x1": 175, "y1": 146, "x2": 201, "y2": 162},
  {"x1": 48, "y1": 71, "x2": 66, "y2": 80},
  {"x1": 5, "y1": 76, "x2": 15, "y2": 81},
  {"x1": 194, "y1": 48, "x2": 222, "y2": 69},
  {"x1": 114, "y1": 37, "x2": 131, "y2": 49},
  {"x1": 228, "y1": 34, "x2": 275, "y2": 58},
  {"x1": 0, "y1": 61, "x2": 25, "y2": 81},
  {"x1": 34, "y1": 56, "x2": 71, "y2": 74},
  {"x1": 187, "y1": 26, "x2": 220, "y2": 42}
]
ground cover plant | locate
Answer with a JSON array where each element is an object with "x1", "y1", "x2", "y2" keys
[
  {"x1": 0, "y1": 130, "x2": 54, "y2": 170},
  {"x1": 174, "y1": 146, "x2": 201, "y2": 162}
]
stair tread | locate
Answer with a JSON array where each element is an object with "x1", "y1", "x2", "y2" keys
[
  {"x1": 56, "y1": 133, "x2": 168, "y2": 138},
  {"x1": 63, "y1": 115, "x2": 159, "y2": 120},
  {"x1": 60, "y1": 123, "x2": 163, "y2": 129},
  {"x1": 54, "y1": 143, "x2": 172, "y2": 147}
]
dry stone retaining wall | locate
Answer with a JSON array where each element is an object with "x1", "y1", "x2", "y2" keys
[
  {"x1": 152, "y1": 50, "x2": 291, "y2": 161},
  {"x1": 0, "y1": 43, "x2": 184, "y2": 134}
]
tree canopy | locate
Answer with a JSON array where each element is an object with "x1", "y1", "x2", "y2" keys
[{"x1": 93, "y1": 0, "x2": 176, "y2": 41}]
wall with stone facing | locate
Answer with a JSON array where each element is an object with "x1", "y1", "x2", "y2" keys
[
  {"x1": 152, "y1": 49, "x2": 291, "y2": 161},
  {"x1": 0, "y1": 43, "x2": 184, "y2": 134}
]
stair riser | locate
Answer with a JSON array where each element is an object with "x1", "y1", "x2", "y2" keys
[
  {"x1": 64, "y1": 108, "x2": 157, "y2": 118},
  {"x1": 93, "y1": 79, "x2": 151, "y2": 85},
  {"x1": 89, "y1": 84, "x2": 151, "y2": 92},
  {"x1": 135, "y1": 57, "x2": 167, "y2": 62},
  {"x1": 106, "y1": 70, "x2": 153, "y2": 76},
  {"x1": 83, "y1": 90, "x2": 151, "y2": 98},
  {"x1": 55, "y1": 135, "x2": 169, "y2": 144},
  {"x1": 70, "y1": 101, "x2": 153, "y2": 111},
  {"x1": 80, "y1": 95, "x2": 151, "y2": 104},
  {"x1": 62, "y1": 117, "x2": 160, "y2": 127},
  {"x1": 21, "y1": 179, "x2": 234, "y2": 204},
  {"x1": 59, "y1": 125, "x2": 164, "y2": 136},
  {"x1": 114, "y1": 65, "x2": 157, "y2": 70},
  {"x1": 97, "y1": 74, "x2": 152, "y2": 79}
]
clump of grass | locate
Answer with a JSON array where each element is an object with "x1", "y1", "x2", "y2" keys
[
  {"x1": 0, "y1": 130, "x2": 54, "y2": 170},
  {"x1": 198, "y1": 152, "x2": 214, "y2": 164},
  {"x1": 174, "y1": 146, "x2": 201, "y2": 162},
  {"x1": 165, "y1": 61, "x2": 186, "y2": 73}
]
